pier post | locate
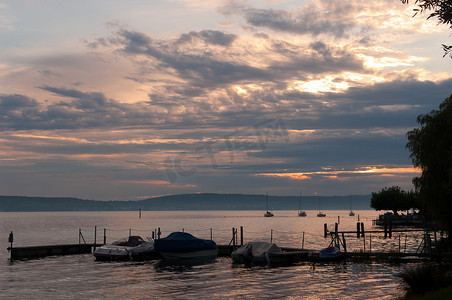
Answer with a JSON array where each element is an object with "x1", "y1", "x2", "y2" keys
[
  {"x1": 232, "y1": 228, "x2": 236, "y2": 249},
  {"x1": 357, "y1": 222, "x2": 360, "y2": 238},
  {"x1": 388, "y1": 221, "x2": 392, "y2": 239},
  {"x1": 361, "y1": 222, "x2": 365, "y2": 237},
  {"x1": 79, "y1": 228, "x2": 81, "y2": 244},
  {"x1": 129, "y1": 229, "x2": 131, "y2": 237},
  {"x1": 302, "y1": 232, "x2": 305, "y2": 250},
  {"x1": 341, "y1": 232, "x2": 346, "y2": 253},
  {"x1": 337, "y1": 216, "x2": 340, "y2": 224},
  {"x1": 210, "y1": 228, "x2": 213, "y2": 240},
  {"x1": 270, "y1": 229, "x2": 273, "y2": 243},
  {"x1": 8, "y1": 231, "x2": 13, "y2": 261},
  {"x1": 139, "y1": 209, "x2": 141, "y2": 219},
  {"x1": 103, "y1": 229, "x2": 106, "y2": 245},
  {"x1": 158, "y1": 227, "x2": 161, "y2": 239},
  {"x1": 152, "y1": 231, "x2": 155, "y2": 239},
  {"x1": 94, "y1": 226, "x2": 97, "y2": 251},
  {"x1": 324, "y1": 223, "x2": 328, "y2": 238},
  {"x1": 240, "y1": 226, "x2": 243, "y2": 245},
  {"x1": 369, "y1": 234, "x2": 372, "y2": 253}
]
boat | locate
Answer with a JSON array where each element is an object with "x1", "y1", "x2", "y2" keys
[
  {"x1": 349, "y1": 196, "x2": 355, "y2": 216},
  {"x1": 231, "y1": 242, "x2": 282, "y2": 265},
  {"x1": 93, "y1": 235, "x2": 154, "y2": 261},
  {"x1": 298, "y1": 191, "x2": 307, "y2": 217},
  {"x1": 308, "y1": 246, "x2": 342, "y2": 261},
  {"x1": 154, "y1": 232, "x2": 218, "y2": 260},
  {"x1": 317, "y1": 196, "x2": 326, "y2": 217},
  {"x1": 264, "y1": 193, "x2": 274, "y2": 217}
]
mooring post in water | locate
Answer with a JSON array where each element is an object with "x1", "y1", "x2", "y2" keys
[
  {"x1": 232, "y1": 228, "x2": 236, "y2": 248},
  {"x1": 8, "y1": 231, "x2": 13, "y2": 261},
  {"x1": 356, "y1": 222, "x2": 360, "y2": 238},
  {"x1": 139, "y1": 209, "x2": 141, "y2": 219},
  {"x1": 361, "y1": 222, "x2": 365, "y2": 237},
  {"x1": 103, "y1": 228, "x2": 106, "y2": 245},
  {"x1": 358, "y1": 215, "x2": 360, "y2": 222},
  {"x1": 158, "y1": 227, "x2": 161, "y2": 239},
  {"x1": 369, "y1": 234, "x2": 372, "y2": 253},
  {"x1": 79, "y1": 228, "x2": 81, "y2": 244},
  {"x1": 210, "y1": 228, "x2": 213, "y2": 241},
  {"x1": 324, "y1": 223, "x2": 328, "y2": 238},
  {"x1": 341, "y1": 232, "x2": 347, "y2": 253},
  {"x1": 302, "y1": 232, "x2": 305, "y2": 250},
  {"x1": 363, "y1": 234, "x2": 366, "y2": 252},
  {"x1": 270, "y1": 229, "x2": 273, "y2": 243},
  {"x1": 388, "y1": 221, "x2": 392, "y2": 239},
  {"x1": 152, "y1": 231, "x2": 155, "y2": 239},
  {"x1": 94, "y1": 226, "x2": 97, "y2": 251},
  {"x1": 240, "y1": 226, "x2": 243, "y2": 245},
  {"x1": 337, "y1": 216, "x2": 340, "y2": 224}
]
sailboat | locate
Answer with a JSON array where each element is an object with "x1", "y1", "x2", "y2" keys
[
  {"x1": 298, "y1": 191, "x2": 307, "y2": 217},
  {"x1": 349, "y1": 196, "x2": 355, "y2": 216},
  {"x1": 264, "y1": 193, "x2": 274, "y2": 217},
  {"x1": 317, "y1": 196, "x2": 326, "y2": 217}
]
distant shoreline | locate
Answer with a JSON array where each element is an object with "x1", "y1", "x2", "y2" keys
[{"x1": 0, "y1": 193, "x2": 372, "y2": 212}]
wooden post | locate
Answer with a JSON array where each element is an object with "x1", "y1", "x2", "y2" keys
[
  {"x1": 158, "y1": 227, "x2": 161, "y2": 239},
  {"x1": 182, "y1": 228, "x2": 184, "y2": 232},
  {"x1": 369, "y1": 234, "x2": 372, "y2": 253},
  {"x1": 139, "y1": 209, "x2": 141, "y2": 219},
  {"x1": 210, "y1": 228, "x2": 213, "y2": 240},
  {"x1": 341, "y1": 232, "x2": 347, "y2": 253},
  {"x1": 152, "y1": 231, "x2": 155, "y2": 239},
  {"x1": 79, "y1": 228, "x2": 81, "y2": 244},
  {"x1": 361, "y1": 222, "x2": 365, "y2": 237},
  {"x1": 357, "y1": 222, "x2": 360, "y2": 238},
  {"x1": 358, "y1": 215, "x2": 360, "y2": 222},
  {"x1": 337, "y1": 216, "x2": 340, "y2": 224},
  {"x1": 103, "y1": 228, "x2": 106, "y2": 245},
  {"x1": 232, "y1": 228, "x2": 236, "y2": 248},
  {"x1": 270, "y1": 229, "x2": 273, "y2": 243},
  {"x1": 324, "y1": 223, "x2": 328, "y2": 238},
  {"x1": 384, "y1": 215, "x2": 388, "y2": 238},
  {"x1": 363, "y1": 234, "x2": 366, "y2": 252},
  {"x1": 398, "y1": 234, "x2": 401, "y2": 252},
  {"x1": 129, "y1": 229, "x2": 131, "y2": 237},
  {"x1": 302, "y1": 232, "x2": 305, "y2": 250},
  {"x1": 240, "y1": 226, "x2": 243, "y2": 245},
  {"x1": 388, "y1": 221, "x2": 392, "y2": 239},
  {"x1": 94, "y1": 226, "x2": 97, "y2": 250}
]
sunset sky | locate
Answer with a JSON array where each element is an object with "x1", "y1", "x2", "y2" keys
[{"x1": 1, "y1": 0, "x2": 451, "y2": 201}]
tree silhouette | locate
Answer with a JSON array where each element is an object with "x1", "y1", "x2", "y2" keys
[
  {"x1": 370, "y1": 186, "x2": 416, "y2": 215},
  {"x1": 406, "y1": 94, "x2": 452, "y2": 233}
]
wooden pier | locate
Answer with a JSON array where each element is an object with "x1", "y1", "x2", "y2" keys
[{"x1": 7, "y1": 244, "x2": 96, "y2": 260}]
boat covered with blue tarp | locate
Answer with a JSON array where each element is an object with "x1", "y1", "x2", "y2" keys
[{"x1": 154, "y1": 232, "x2": 218, "y2": 260}]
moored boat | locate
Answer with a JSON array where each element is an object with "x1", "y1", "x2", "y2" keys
[
  {"x1": 154, "y1": 232, "x2": 218, "y2": 260},
  {"x1": 231, "y1": 242, "x2": 282, "y2": 265},
  {"x1": 94, "y1": 236, "x2": 154, "y2": 261},
  {"x1": 308, "y1": 246, "x2": 342, "y2": 261}
]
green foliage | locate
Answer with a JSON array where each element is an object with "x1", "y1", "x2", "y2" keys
[
  {"x1": 402, "y1": 1, "x2": 452, "y2": 58},
  {"x1": 370, "y1": 186, "x2": 416, "y2": 214},
  {"x1": 406, "y1": 94, "x2": 452, "y2": 233}
]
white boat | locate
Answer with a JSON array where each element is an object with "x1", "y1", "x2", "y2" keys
[
  {"x1": 232, "y1": 242, "x2": 282, "y2": 265},
  {"x1": 154, "y1": 232, "x2": 218, "y2": 260},
  {"x1": 264, "y1": 193, "x2": 274, "y2": 217},
  {"x1": 308, "y1": 246, "x2": 342, "y2": 261},
  {"x1": 93, "y1": 236, "x2": 154, "y2": 261},
  {"x1": 298, "y1": 191, "x2": 307, "y2": 217}
]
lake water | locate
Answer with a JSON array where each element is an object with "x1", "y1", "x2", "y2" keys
[{"x1": 1, "y1": 210, "x2": 424, "y2": 299}]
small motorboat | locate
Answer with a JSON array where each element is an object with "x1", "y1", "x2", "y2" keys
[
  {"x1": 231, "y1": 242, "x2": 282, "y2": 265},
  {"x1": 154, "y1": 232, "x2": 218, "y2": 260},
  {"x1": 317, "y1": 212, "x2": 326, "y2": 217},
  {"x1": 94, "y1": 236, "x2": 154, "y2": 261},
  {"x1": 308, "y1": 246, "x2": 342, "y2": 261}
]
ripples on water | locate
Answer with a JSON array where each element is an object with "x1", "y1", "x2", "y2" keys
[{"x1": 0, "y1": 211, "x2": 418, "y2": 299}]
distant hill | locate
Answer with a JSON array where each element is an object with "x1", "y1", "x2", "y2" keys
[{"x1": 0, "y1": 194, "x2": 371, "y2": 212}]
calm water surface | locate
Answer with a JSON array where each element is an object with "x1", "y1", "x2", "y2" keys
[{"x1": 1, "y1": 211, "x2": 421, "y2": 299}]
